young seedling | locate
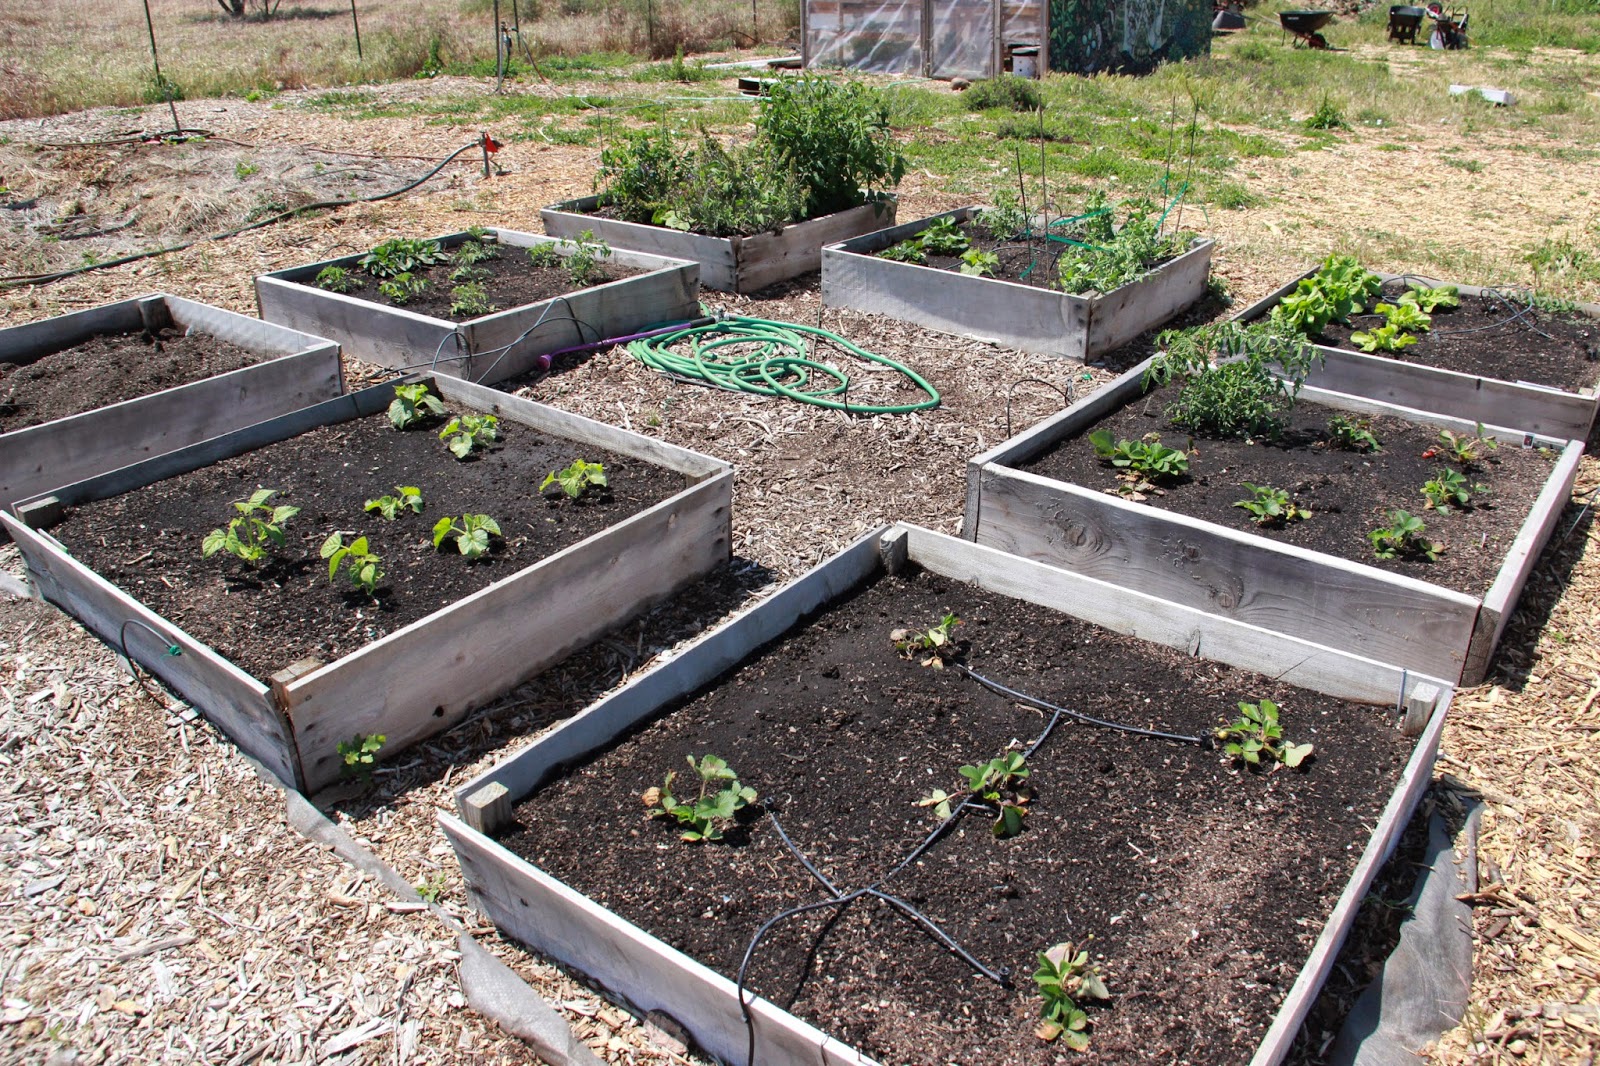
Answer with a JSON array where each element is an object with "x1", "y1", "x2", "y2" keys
[
  {"x1": 880, "y1": 239, "x2": 927, "y2": 264},
  {"x1": 1349, "y1": 322, "x2": 1417, "y2": 354},
  {"x1": 377, "y1": 272, "x2": 427, "y2": 305},
  {"x1": 414, "y1": 873, "x2": 447, "y2": 904},
  {"x1": 432, "y1": 513, "x2": 501, "y2": 560},
  {"x1": 1088, "y1": 430, "x2": 1189, "y2": 499},
  {"x1": 890, "y1": 612, "x2": 960, "y2": 669},
  {"x1": 1421, "y1": 468, "x2": 1483, "y2": 513},
  {"x1": 451, "y1": 237, "x2": 499, "y2": 266},
  {"x1": 364, "y1": 485, "x2": 423, "y2": 520},
  {"x1": 1369, "y1": 509, "x2": 1443, "y2": 561},
  {"x1": 526, "y1": 243, "x2": 563, "y2": 270},
  {"x1": 201, "y1": 489, "x2": 300, "y2": 568},
  {"x1": 388, "y1": 382, "x2": 444, "y2": 429},
  {"x1": 1436, "y1": 424, "x2": 1499, "y2": 466},
  {"x1": 1033, "y1": 940, "x2": 1111, "y2": 1047},
  {"x1": 337, "y1": 732, "x2": 385, "y2": 781},
  {"x1": 642, "y1": 754, "x2": 757, "y2": 843},
  {"x1": 320, "y1": 533, "x2": 383, "y2": 596},
  {"x1": 1378, "y1": 296, "x2": 1432, "y2": 334},
  {"x1": 449, "y1": 282, "x2": 497, "y2": 317},
  {"x1": 920, "y1": 750, "x2": 1031, "y2": 838},
  {"x1": 450, "y1": 263, "x2": 489, "y2": 285},
  {"x1": 958, "y1": 248, "x2": 1000, "y2": 277},
  {"x1": 1214, "y1": 698, "x2": 1312, "y2": 769},
  {"x1": 360, "y1": 236, "x2": 446, "y2": 278},
  {"x1": 314, "y1": 265, "x2": 361, "y2": 293},
  {"x1": 539, "y1": 459, "x2": 608, "y2": 500},
  {"x1": 1233, "y1": 483, "x2": 1310, "y2": 527},
  {"x1": 919, "y1": 216, "x2": 970, "y2": 257},
  {"x1": 1407, "y1": 283, "x2": 1460, "y2": 312},
  {"x1": 563, "y1": 229, "x2": 611, "y2": 287},
  {"x1": 1326, "y1": 414, "x2": 1382, "y2": 453},
  {"x1": 438, "y1": 413, "x2": 499, "y2": 459}
]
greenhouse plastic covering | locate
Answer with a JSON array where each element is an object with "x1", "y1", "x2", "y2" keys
[{"x1": 804, "y1": 0, "x2": 1042, "y2": 79}]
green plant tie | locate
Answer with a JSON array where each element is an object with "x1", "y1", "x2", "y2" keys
[{"x1": 624, "y1": 315, "x2": 940, "y2": 414}]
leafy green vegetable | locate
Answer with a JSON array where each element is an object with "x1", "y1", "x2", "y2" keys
[
  {"x1": 540, "y1": 459, "x2": 608, "y2": 500},
  {"x1": 201, "y1": 489, "x2": 299, "y2": 568},
  {"x1": 364, "y1": 485, "x2": 423, "y2": 520},
  {"x1": 1215, "y1": 698, "x2": 1313, "y2": 768},
  {"x1": 438, "y1": 413, "x2": 498, "y2": 459},
  {"x1": 432, "y1": 513, "x2": 501, "y2": 560},
  {"x1": 388, "y1": 382, "x2": 444, "y2": 429},
  {"x1": 320, "y1": 533, "x2": 383, "y2": 595}
]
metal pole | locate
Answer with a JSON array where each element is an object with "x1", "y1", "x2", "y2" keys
[
  {"x1": 751, "y1": 0, "x2": 758, "y2": 44},
  {"x1": 493, "y1": 0, "x2": 504, "y2": 90},
  {"x1": 141, "y1": 0, "x2": 181, "y2": 134},
  {"x1": 350, "y1": 0, "x2": 363, "y2": 60}
]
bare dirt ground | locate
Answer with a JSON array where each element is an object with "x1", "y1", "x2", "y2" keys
[{"x1": 1, "y1": 67, "x2": 1597, "y2": 1066}]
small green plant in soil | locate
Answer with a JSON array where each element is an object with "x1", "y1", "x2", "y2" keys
[
  {"x1": 1437, "y1": 424, "x2": 1499, "y2": 465},
  {"x1": 921, "y1": 750, "x2": 1032, "y2": 838},
  {"x1": 890, "y1": 611, "x2": 960, "y2": 669},
  {"x1": 642, "y1": 754, "x2": 757, "y2": 843},
  {"x1": 432, "y1": 513, "x2": 501, "y2": 560},
  {"x1": 880, "y1": 239, "x2": 927, "y2": 264},
  {"x1": 388, "y1": 382, "x2": 444, "y2": 429},
  {"x1": 540, "y1": 459, "x2": 607, "y2": 500},
  {"x1": 1369, "y1": 509, "x2": 1444, "y2": 561},
  {"x1": 1056, "y1": 196, "x2": 1184, "y2": 295},
  {"x1": 320, "y1": 533, "x2": 383, "y2": 596},
  {"x1": 1378, "y1": 295, "x2": 1433, "y2": 334},
  {"x1": 377, "y1": 272, "x2": 427, "y2": 306},
  {"x1": 526, "y1": 243, "x2": 563, "y2": 270},
  {"x1": 414, "y1": 873, "x2": 447, "y2": 904},
  {"x1": 338, "y1": 732, "x2": 385, "y2": 781},
  {"x1": 1350, "y1": 322, "x2": 1418, "y2": 354},
  {"x1": 450, "y1": 263, "x2": 489, "y2": 285},
  {"x1": 977, "y1": 191, "x2": 1029, "y2": 241},
  {"x1": 919, "y1": 216, "x2": 970, "y2": 257},
  {"x1": 562, "y1": 229, "x2": 611, "y2": 287},
  {"x1": 756, "y1": 75, "x2": 906, "y2": 222},
  {"x1": 1088, "y1": 430, "x2": 1189, "y2": 498},
  {"x1": 1033, "y1": 940, "x2": 1111, "y2": 1047},
  {"x1": 959, "y1": 248, "x2": 999, "y2": 277},
  {"x1": 1215, "y1": 698, "x2": 1312, "y2": 769},
  {"x1": 449, "y1": 282, "x2": 497, "y2": 317},
  {"x1": 438, "y1": 413, "x2": 498, "y2": 459},
  {"x1": 1407, "y1": 283, "x2": 1461, "y2": 312},
  {"x1": 1233, "y1": 483, "x2": 1310, "y2": 527},
  {"x1": 1326, "y1": 414, "x2": 1382, "y2": 453},
  {"x1": 202, "y1": 489, "x2": 300, "y2": 568},
  {"x1": 1146, "y1": 319, "x2": 1322, "y2": 440},
  {"x1": 314, "y1": 265, "x2": 361, "y2": 293},
  {"x1": 1304, "y1": 97, "x2": 1349, "y2": 131},
  {"x1": 1270, "y1": 254, "x2": 1383, "y2": 337},
  {"x1": 360, "y1": 237, "x2": 446, "y2": 278},
  {"x1": 451, "y1": 237, "x2": 499, "y2": 266},
  {"x1": 365, "y1": 485, "x2": 423, "y2": 520},
  {"x1": 1421, "y1": 468, "x2": 1484, "y2": 512}
]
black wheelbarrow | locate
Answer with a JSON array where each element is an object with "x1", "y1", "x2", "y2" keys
[
  {"x1": 1279, "y1": 9, "x2": 1334, "y2": 48},
  {"x1": 1389, "y1": 5, "x2": 1426, "y2": 43}
]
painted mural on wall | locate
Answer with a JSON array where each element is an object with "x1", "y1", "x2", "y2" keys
[{"x1": 1049, "y1": 0, "x2": 1212, "y2": 73}]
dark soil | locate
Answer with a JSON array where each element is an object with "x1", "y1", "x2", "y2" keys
[
  {"x1": 878, "y1": 219, "x2": 1175, "y2": 294},
  {"x1": 1318, "y1": 279, "x2": 1600, "y2": 392},
  {"x1": 56, "y1": 403, "x2": 685, "y2": 680},
  {"x1": 1019, "y1": 384, "x2": 1556, "y2": 595},
  {"x1": 0, "y1": 327, "x2": 261, "y2": 433},
  {"x1": 503, "y1": 566, "x2": 1414, "y2": 1066},
  {"x1": 329, "y1": 250, "x2": 637, "y2": 321}
]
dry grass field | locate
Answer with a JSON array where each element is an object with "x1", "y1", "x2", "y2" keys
[{"x1": 1, "y1": 6, "x2": 1599, "y2": 1065}]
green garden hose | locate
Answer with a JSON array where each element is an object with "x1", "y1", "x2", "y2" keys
[{"x1": 624, "y1": 314, "x2": 940, "y2": 415}]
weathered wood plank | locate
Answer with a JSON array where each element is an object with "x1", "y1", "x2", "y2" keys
[
  {"x1": 0, "y1": 513, "x2": 300, "y2": 787},
  {"x1": 284, "y1": 472, "x2": 733, "y2": 792}
]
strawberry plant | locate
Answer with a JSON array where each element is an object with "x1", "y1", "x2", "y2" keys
[
  {"x1": 540, "y1": 459, "x2": 607, "y2": 500},
  {"x1": 1033, "y1": 941, "x2": 1111, "y2": 1047},
  {"x1": 338, "y1": 732, "x2": 385, "y2": 781},
  {"x1": 1438, "y1": 424, "x2": 1499, "y2": 465},
  {"x1": 1421, "y1": 468, "x2": 1483, "y2": 512},
  {"x1": 1369, "y1": 509, "x2": 1443, "y2": 561},
  {"x1": 388, "y1": 382, "x2": 444, "y2": 429},
  {"x1": 920, "y1": 750, "x2": 1031, "y2": 838},
  {"x1": 365, "y1": 485, "x2": 423, "y2": 520},
  {"x1": 1215, "y1": 698, "x2": 1312, "y2": 768},
  {"x1": 438, "y1": 413, "x2": 498, "y2": 459},
  {"x1": 890, "y1": 612, "x2": 959, "y2": 669},
  {"x1": 1146, "y1": 319, "x2": 1321, "y2": 440},
  {"x1": 1326, "y1": 414, "x2": 1381, "y2": 453},
  {"x1": 1088, "y1": 430, "x2": 1188, "y2": 497},
  {"x1": 202, "y1": 489, "x2": 299, "y2": 568},
  {"x1": 642, "y1": 754, "x2": 757, "y2": 843},
  {"x1": 314, "y1": 265, "x2": 361, "y2": 293},
  {"x1": 320, "y1": 533, "x2": 382, "y2": 595},
  {"x1": 1233, "y1": 483, "x2": 1310, "y2": 526},
  {"x1": 432, "y1": 513, "x2": 501, "y2": 559}
]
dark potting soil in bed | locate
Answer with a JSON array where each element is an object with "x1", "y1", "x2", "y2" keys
[
  {"x1": 503, "y1": 566, "x2": 1413, "y2": 1066},
  {"x1": 56, "y1": 404, "x2": 685, "y2": 679},
  {"x1": 0, "y1": 327, "x2": 261, "y2": 433},
  {"x1": 1317, "y1": 278, "x2": 1599, "y2": 392},
  {"x1": 330, "y1": 252, "x2": 639, "y2": 321},
  {"x1": 1019, "y1": 383, "x2": 1555, "y2": 595}
]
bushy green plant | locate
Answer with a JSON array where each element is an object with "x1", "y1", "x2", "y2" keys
[
  {"x1": 540, "y1": 459, "x2": 607, "y2": 500},
  {"x1": 526, "y1": 243, "x2": 564, "y2": 270},
  {"x1": 1088, "y1": 430, "x2": 1189, "y2": 497},
  {"x1": 1305, "y1": 97, "x2": 1348, "y2": 130},
  {"x1": 919, "y1": 216, "x2": 970, "y2": 256},
  {"x1": 202, "y1": 489, "x2": 299, "y2": 568},
  {"x1": 438, "y1": 413, "x2": 498, "y2": 459},
  {"x1": 320, "y1": 533, "x2": 382, "y2": 595},
  {"x1": 1215, "y1": 698, "x2": 1312, "y2": 768},
  {"x1": 360, "y1": 237, "x2": 446, "y2": 278},
  {"x1": 1269, "y1": 254, "x2": 1383, "y2": 336},
  {"x1": 377, "y1": 272, "x2": 427, "y2": 305},
  {"x1": 977, "y1": 191, "x2": 1029, "y2": 240},
  {"x1": 315, "y1": 265, "x2": 361, "y2": 293},
  {"x1": 432, "y1": 513, "x2": 501, "y2": 559},
  {"x1": 756, "y1": 75, "x2": 906, "y2": 220},
  {"x1": 1055, "y1": 196, "x2": 1184, "y2": 295},
  {"x1": 596, "y1": 126, "x2": 689, "y2": 224},
  {"x1": 1145, "y1": 320, "x2": 1322, "y2": 440},
  {"x1": 1033, "y1": 941, "x2": 1110, "y2": 1047},
  {"x1": 964, "y1": 75, "x2": 1044, "y2": 112},
  {"x1": 1326, "y1": 415, "x2": 1382, "y2": 453},
  {"x1": 452, "y1": 237, "x2": 499, "y2": 266},
  {"x1": 651, "y1": 135, "x2": 808, "y2": 239},
  {"x1": 388, "y1": 382, "x2": 444, "y2": 429},
  {"x1": 643, "y1": 755, "x2": 757, "y2": 843},
  {"x1": 959, "y1": 248, "x2": 999, "y2": 277},
  {"x1": 449, "y1": 282, "x2": 496, "y2": 317}
]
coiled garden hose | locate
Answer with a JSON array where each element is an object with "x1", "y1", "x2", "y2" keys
[{"x1": 624, "y1": 314, "x2": 940, "y2": 414}]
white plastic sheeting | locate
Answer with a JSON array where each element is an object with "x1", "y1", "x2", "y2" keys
[{"x1": 804, "y1": 0, "x2": 1043, "y2": 79}]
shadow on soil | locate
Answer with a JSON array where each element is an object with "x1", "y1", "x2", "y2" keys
[{"x1": 1483, "y1": 488, "x2": 1595, "y2": 694}]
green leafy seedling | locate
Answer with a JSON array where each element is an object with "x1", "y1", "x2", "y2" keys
[
  {"x1": 202, "y1": 489, "x2": 300, "y2": 568},
  {"x1": 1326, "y1": 415, "x2": 1381, "y2": 453},
  {"x1": 1421, "y1": 468, "x2": 1483, "y2": 512},
  {"x1": 376, "y1": 271, "x2": 427, "y2": 305},
  {"x1": 880, "y1": 239, "x2": 927, "y2": 264},
  {"x1": 921, "y1": 749, "x2": 1031, "y2": 838},
  {"x1": 1407, "y1": 283, "x2": 1460, "y2": 312},
  {"x1": 1379, "y1": 296, "x2": 1432, "y2": 334},
  {"x1": 320, "y1": 533, "x2": 383, "y2": 595},
  {"x1": 891, "y1": 611, "x2": 960, "y2": 669},
  {"x1": 1215, "y1": 698, "x2": 1313, "y2": 769},
  {"x1": 959, "y1": 248, "x2": 1000, "y2": 277},
  {"x1": 1233, "y1": 483, "x2": 1310, "y2": 526},
  {"x1": 438, "y1": 413, "x2": 499, "y2": 459},
  {"x1": 564, "y1": 229, "x2": 612, "y2": 287},
  {"x1": 1369, "y1": 509, "x2": 1443, "y2": 561},
  {"x1": 388, "y1": 382, "x2": 445, "y2": 429},
  {"x1": 450, "y1": 263, "x2": 489, "y2": 285},
  {"x1": 452, "y1": 237, "x2": 499, "y2": 266},
  {"x1": 526, "y1": 243, "x2": 563, "y2": 269},
  {"x1": 414, "y1": 873, "x2": 447, "y2": 904},
  {"x1": 338, "y1": 732, "x2": 385, "y2": 780},
  {"x1": 365, "y1": 485, "x2": 423, "y2": 520},
  {"x1": 360, "y1": 236, "x2": 445, "y2": 278},
  {"x1": 315, "y1": 265, "x2": 361, "y2": 293},
  {"x1": 1033, "y1": 940, "x2": 1111, "y2": 1047},
  {"x1": 919, "y1": 216, "x2": 970, "y2": 257},
  {"x1": 540, "y1": 459, "x2": 608, "y2": 500},
  {"x1": 1349, "y1": 323, "x2": 1418, "y2": 354},
  {"x1": 642, "y1": 754, "x2": 757, "y2": 842},
  {"x1": 432, "y1": 513, "x2": 501, "y2": 560},
  {"x1": 1088, "y1": 430, "x2": 1189, "y2": 497},
  {"x1": 1437, "y1": 424, "x2": 1499, "y2": 465},
  {"x1": 449, "y1": 282, "x2": 497, "y2": 317}
]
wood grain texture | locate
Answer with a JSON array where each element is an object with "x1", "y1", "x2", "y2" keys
[{"x1": 0, "y1": 513, "x2": 300, "y2": 787}]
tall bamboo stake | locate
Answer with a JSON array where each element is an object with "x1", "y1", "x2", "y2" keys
[
  {"x1": 142, "y1": 0, "x2": 181, "y2": 134},
  {"x1": 350, "y1": 0, "x2": 363, "y2": 59}
]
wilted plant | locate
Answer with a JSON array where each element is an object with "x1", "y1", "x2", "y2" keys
[
  {"x1": 891, "y1": 612, "x2": 960, "y2": 669},
  {"x1": 1033, "y1": 940, "x2": 1111, "y2": 1047}
]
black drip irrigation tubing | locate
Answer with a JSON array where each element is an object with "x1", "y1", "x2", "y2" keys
[
  {"x1": 1382, "y1": 273, "x2": 1559, "y2": 342},
  {"x1": 0, "y1": 138, "x2": 488, "y2": 289}
]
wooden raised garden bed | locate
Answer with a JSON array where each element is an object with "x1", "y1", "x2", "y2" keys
[
  {"x1": 963, "y1": 359, "x2": 1584, "y2": 686},
  {"x1": 440, "y1": 523, "x2": 1452, "y2": 1066},
  {"x1": 0, "y1": 293, "x2": 342, "y2": 517},
  {"x1": 820, "y1": 207, "x2": 1215, "y2": 360},
  {"x1": 254, "y1": 228, "x2": 700, "y2": 385},
  {"x1": 2, "y1": 374, "x2": 731, "y2": 792},
  {"x1": 1238, "y1": 269, "x2": 1600, "y2": 440},
  {"x1": 542, "y1": 194, "x2": 897, "y2": 294}
]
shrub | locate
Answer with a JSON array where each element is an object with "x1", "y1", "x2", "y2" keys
[
  {"x1": 755, "y1": 75, "x2": 906, "y2": 219},
  {"x1": 964, "y1": 75, "x2": 1044, "y2": 112}
]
